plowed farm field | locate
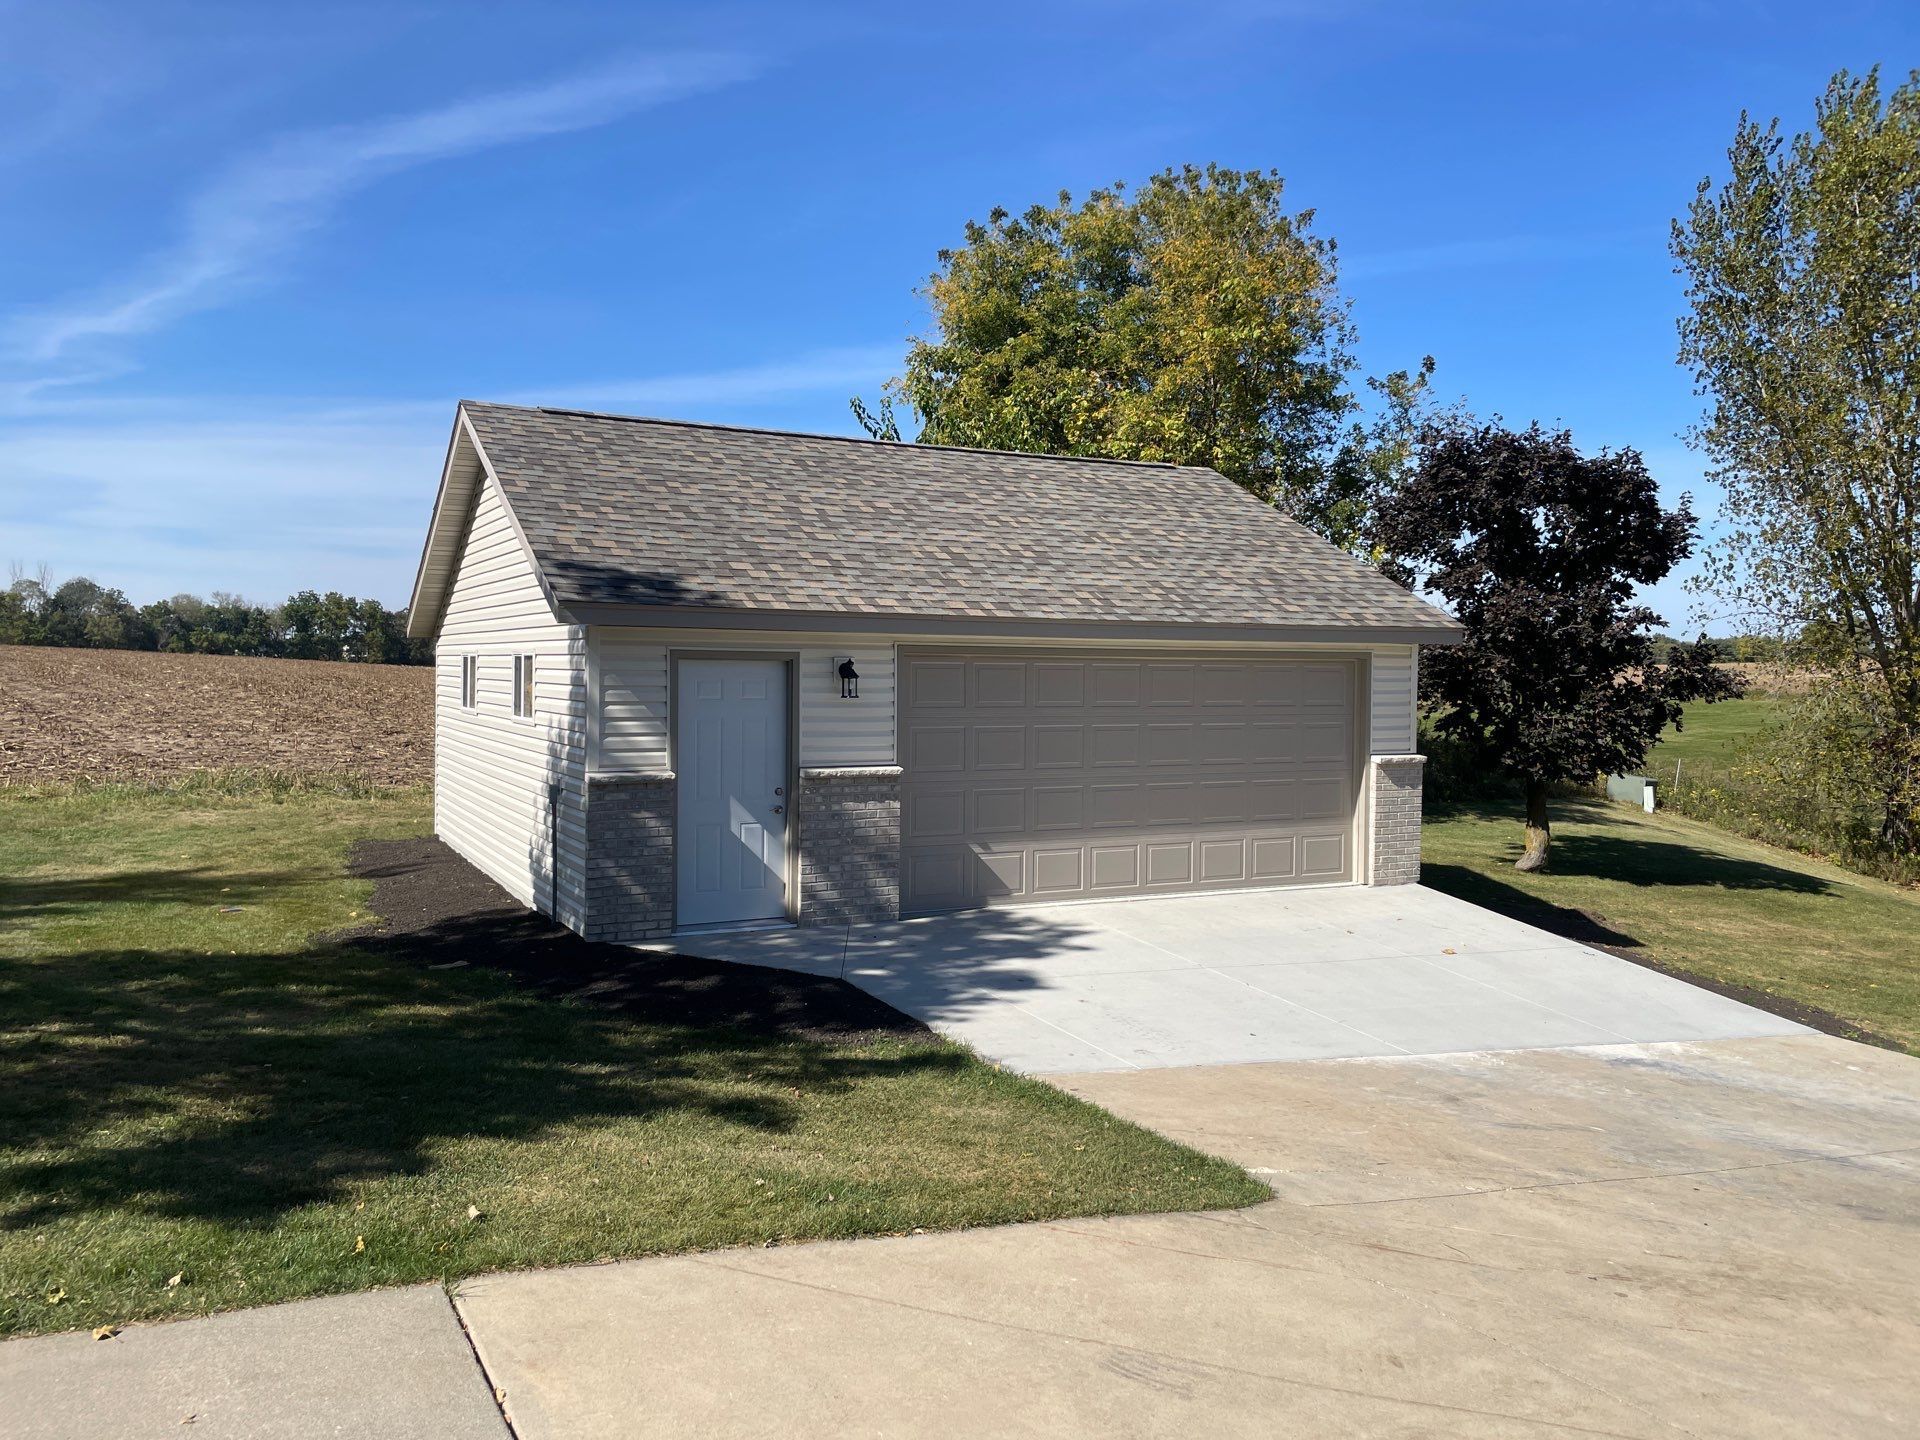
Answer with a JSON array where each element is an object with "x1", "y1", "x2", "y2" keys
[{"x1": 0, "y1": 645, "x2": 433, "y2": 786}]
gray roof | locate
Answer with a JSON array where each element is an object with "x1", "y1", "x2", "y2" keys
[{"x1": 430, "y1": 401, "x2": 1459, "y2": 641}]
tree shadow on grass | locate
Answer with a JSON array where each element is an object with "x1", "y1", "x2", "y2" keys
[
  {"x1": 0, "y1": 866, "x2": 334, "y2": 931},
  {"x1": 0, "y1": 845, "x2": 966, "y2": 1232},
  {"x1": 1431, "y1": 798, "x2": 1835, "y2": 896}
]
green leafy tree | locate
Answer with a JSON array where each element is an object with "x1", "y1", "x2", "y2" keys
[
  {"x1": 858, "y1": 164, "x2": 1433, "y2": 551},
  {"x1": 1375, "y1": 422, "x2": 1739, "y2": 871},
  {"x1": 1673, "y1": 66, "x2": 1920, "y2": 850}
]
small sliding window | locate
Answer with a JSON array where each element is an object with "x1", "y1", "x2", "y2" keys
[{"x1": 513, "y1": 654, "x2": 535, "y2": 718}]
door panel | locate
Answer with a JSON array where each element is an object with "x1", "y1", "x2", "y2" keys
[
  {"x1": 676, "y1": 659, "x2": 789, "y2": 927},
  {"x1": 900, "y1": 650, "x2": 1358, "y2": 916}
]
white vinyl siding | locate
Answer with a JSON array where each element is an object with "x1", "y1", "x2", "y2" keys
[
  {"x1": 591, "y1": 633, "x2": 897, "y2": 773},
  {"x1": 794, "y1": 644, "x2": 896, "y2": 766},
  {"x1": 1368, "y1": 645, "x2": 1419, "y2": 755},
  {"x1": 435, "y1": 474, "x2": 588, "y2": 931}
]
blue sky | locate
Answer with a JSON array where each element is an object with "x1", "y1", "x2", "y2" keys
[{"x1": 3, "y1": 1, "x2": 1913, "y2": 626}]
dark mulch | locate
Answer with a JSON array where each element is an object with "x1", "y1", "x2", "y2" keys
[{"x1": 340, "y1": 837, "x2": 932, "y2": 1044}]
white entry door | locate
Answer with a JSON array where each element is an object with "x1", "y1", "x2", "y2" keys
[{"x1": 676, "y1": 658, "x2": 790, "y2": 928}]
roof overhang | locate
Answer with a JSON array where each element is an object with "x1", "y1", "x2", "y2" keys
[
  {"x1": 561, "y1": 602, "x2": 1464, "y2": 647},
  {"x1": 405, "y1": 404, "x2": 567, "y2": 640}
]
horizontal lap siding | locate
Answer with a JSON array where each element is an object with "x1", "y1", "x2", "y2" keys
[
  {"x1": 595, "y1": 633, "x2": 670, "y2": 773},
  {"x1": 795, "y1": 645, "x2": 895, "y2": 766},
  {"x1": 592, "y1": 635, "x2": 896, "y2": 771},
  {"x1": 435, "y1": 477, "x2": 587, "y2": 929},
  {"x1": 1369, "y1": 645, "x2": 1418, "y2": 756}
]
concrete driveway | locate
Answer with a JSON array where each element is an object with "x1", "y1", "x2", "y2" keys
[
  {"x1": 674, "y1": 885, "x2": 1809, "y2": 1071},
  {"x1": 456, "y1": 1033, "x2": 1920, "y2": 1439}
]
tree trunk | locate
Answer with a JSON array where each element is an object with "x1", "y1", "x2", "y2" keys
[{"x1": 1515, "y1": 778, "x2": 1551, "y2": 872}]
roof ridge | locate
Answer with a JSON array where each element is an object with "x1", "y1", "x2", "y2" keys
[{"x1": 459, "y1": 399, "x2": 1207, "y2": 472}]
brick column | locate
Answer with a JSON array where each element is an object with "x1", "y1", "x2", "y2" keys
[
  {"x1": 796, "y1": 766, "x2": 902, "y2": 926},
  {"x1": 583, "y1": 773, "x2": 676, "y2": 941},
  {"x1": 1368, "y1": 754, "x2": 1426, "y2": 886}
]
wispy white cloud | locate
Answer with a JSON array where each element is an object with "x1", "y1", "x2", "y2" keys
[
  {"x1": 8, "y1": 51, "x2": 759, "y2": 369},
  {"x1": 504, "y1": 344, "x2": 903, "y2": 415},
  {"x1": 0, "y1": 344, "x2": 898, "y2": 603}
]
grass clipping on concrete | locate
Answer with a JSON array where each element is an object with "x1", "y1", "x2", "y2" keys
[{"x1": 0, "y1": 786, "x2": 1265, "y2": 1339}]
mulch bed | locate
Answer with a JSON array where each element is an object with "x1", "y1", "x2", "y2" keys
[{"x1": 342, "y1": 836, "x2": 932, "y2": 1044}]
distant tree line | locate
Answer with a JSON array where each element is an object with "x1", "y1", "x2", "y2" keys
[{"x1": 0, "y1": 568, "x2": 431, "y2": 665}]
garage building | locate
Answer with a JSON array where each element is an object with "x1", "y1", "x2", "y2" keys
[{"x1": 405, "y1": 401, "x2": 1461, "y2": 941}]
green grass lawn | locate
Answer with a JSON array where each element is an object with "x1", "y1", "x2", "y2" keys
[
  {"x1": 1423, "y1": 795, "x2": 1920, "y2": 1055},
  {"x1": 1645, "y1": 695, "x2": 1784, "y2": 771},
  {"x1": 0, "y1": 783, "x2": 1263, "y2": 1340}
]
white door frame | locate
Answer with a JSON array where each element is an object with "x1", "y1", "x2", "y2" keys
[{"x1": 671, "y1": 652, "x2": 798, "y2": 930}]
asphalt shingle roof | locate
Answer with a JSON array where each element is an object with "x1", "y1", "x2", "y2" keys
[{"x1": 460, "y1": 401, "x2": 1459, "y2": 637}]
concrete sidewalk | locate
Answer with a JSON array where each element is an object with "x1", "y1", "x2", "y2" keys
[
  {"x1": 0, "y1": 1284, "x2": 507, "y2": 1440},
  {"x1": 8, "y1": 1035, "x2": 1917, "y2": 1439}
]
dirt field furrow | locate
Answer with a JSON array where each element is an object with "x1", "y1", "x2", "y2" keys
[{"x1": 0, "y1": 645, "x2": 433, "y2": 786}]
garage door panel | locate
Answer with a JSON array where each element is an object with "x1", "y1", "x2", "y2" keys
[
  {"x1": 1301, "y1": 834, "x2": 1347, "y2": 878},
  {"x1": 1199, "y1": 839, "x2": 1247, "y2": 882},
  {"x1": 1032, "y1": 848, "x2": 1084, "y2": 894},
  {"x1": 1198, "y1": 723, "x2": 1245, "y2": 763},
  {"x1": 1088, "y1": 784, "x2": 1141, "y2": 828},
  {"x1": 1032, "y1": 786, "x2": 1085, "y2": 830},
  {"x1": 1033, "y1": 664, "x2": 1086, "y2": 707},
  {"x1": 909, "y1": 725, "x2": 966, "y2": 772},
  {"x1": 1144, "y1": 723, "x2": 1194, "y2": 764},
  {"x1": 1251, "y1": 836, "x2": 1299, "y2": 879},
  {"x1": 1033, "y1": 725, "x2": 1084, "y2": 768},
  {"x1": 1089, "y1": 845, "x2": 1141, "y2": 888},
  {"x1": 1090, "y1": 664, "x2": 1142, "y2": 706},
  {"x1": 1296, "y1": 663, "x2": 1352, "y2": 706},
  {"x1": 972, "y1": 726, "x2": 1026, "y2": 769},
  {"x1": 906, "y1": 850, "x2": 969, "y2": 911},
  {"x1": 1145, "y1": 782, "x2": 1194, "y2": 825},
  {"x1": 977, "y1": 848, "x2": 1026, "y2": 898},
  {"x1": 1199, "y1": 664, "x2": 1246, "y2": 705},
  {"x1": 1196, "y1": 780, "x2": 1248, "y2": 824},
  {"x1": 900, "y1": 651, "x2": 1359, "y2": 914},
  {"x1": 1300, "y1": 777, "x2": 1349, "y2": 820},
  {"x1": 1090, "y1": 725, "x2": 1141, "y2": 766},
  {"x1": 1248, "y1": 778, "x2": 1300, "y2": 822},
  {"x1": 972, "y1": 787, "x2": 1026, "y2": 833},
  {"x1": 911, "y1": 663, "x2": 967, "y2": 708},
  {"x1": 974, "y1": 663, "x2": 1027, "y2": 707},
  {"x1": 1146, "y1": 665, "x2": 1194, "y2": 706},
  {"x1": 908, "y1": 789, "x2": 967, "y2": 840},
  {"x1": 1145, "y1": 842, "x2": 1194, "y2": 885}
]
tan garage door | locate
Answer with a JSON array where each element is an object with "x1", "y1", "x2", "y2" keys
[{"x1": 899, "y1": 650, "x2": 1361, "y2": 915}]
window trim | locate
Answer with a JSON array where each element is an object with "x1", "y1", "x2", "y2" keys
[
  {"x1": 460, "y1": 655, "x2": 477, "y2": 710},
  {"x1": 513, "y1": 654, "x2": 535, "y2": 719}
]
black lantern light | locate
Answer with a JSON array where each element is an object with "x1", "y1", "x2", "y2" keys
[{"x1": 836, "y1": 657, "x2": 860, "y2": 699}]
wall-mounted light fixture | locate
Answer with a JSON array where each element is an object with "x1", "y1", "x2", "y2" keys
[{"x1": 835, "y1": 656, "x2": 860, "y2": 699}]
